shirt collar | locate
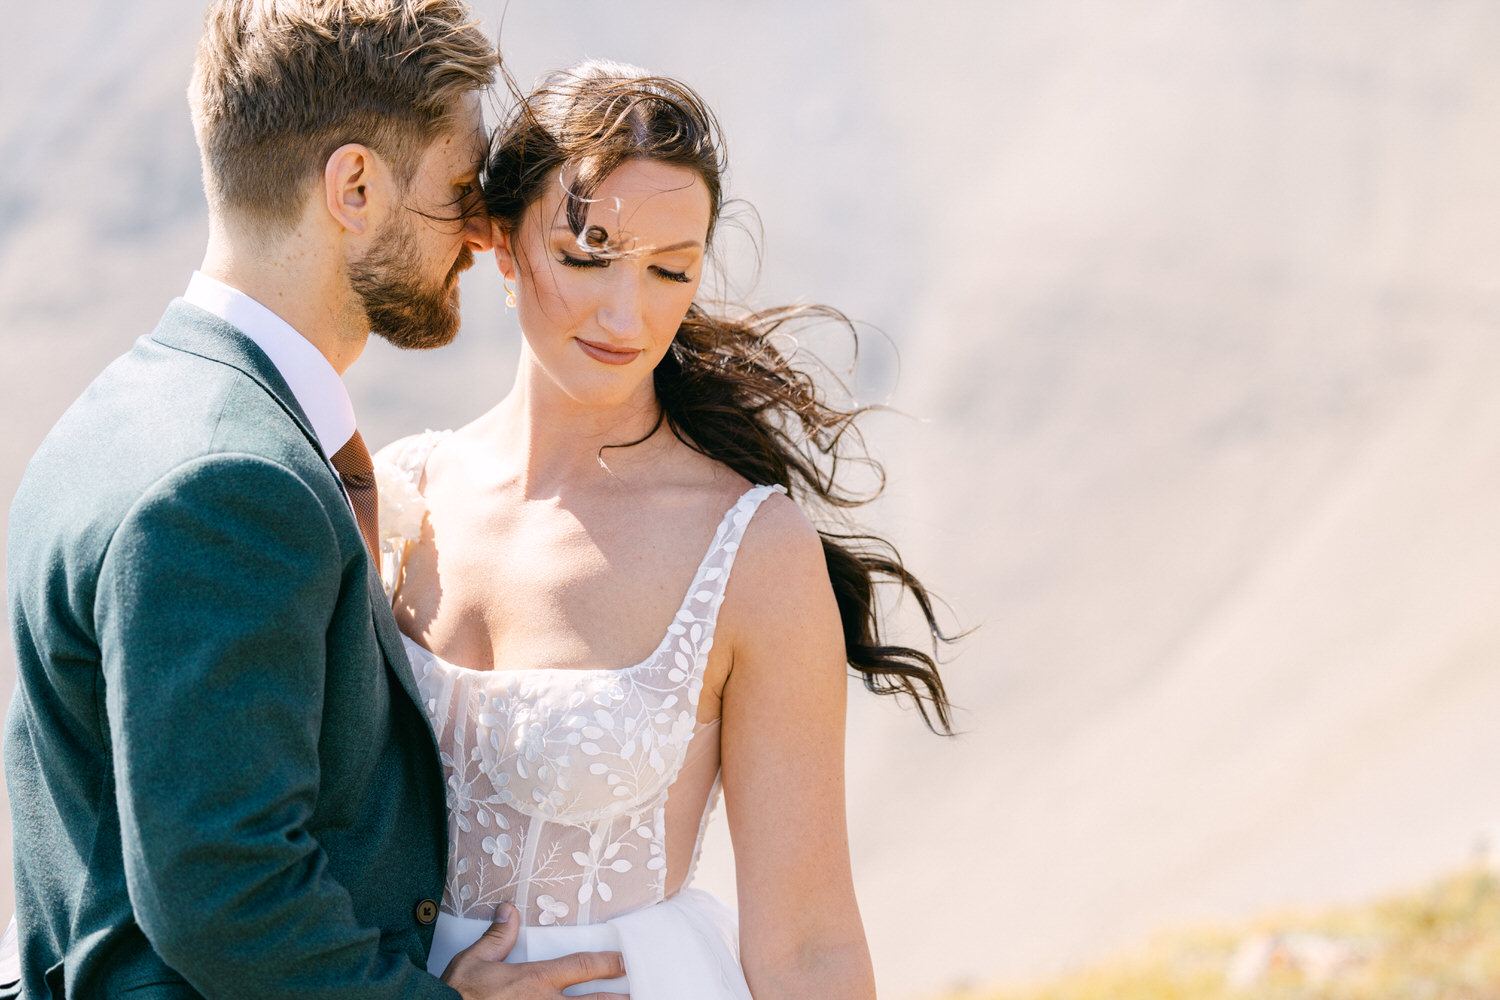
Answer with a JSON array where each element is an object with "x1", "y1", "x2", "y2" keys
[{"x1": 183, "y1": 271, "x2": 357, "y2": 457}]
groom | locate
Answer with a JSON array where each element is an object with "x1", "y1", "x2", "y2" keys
[{"x1": 2, "y1": 2, "x2": 622, "y2": 998}]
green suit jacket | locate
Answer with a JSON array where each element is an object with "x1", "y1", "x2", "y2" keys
[{"x1": 4, "y1": 301, "x2": 460, "y2": 999}]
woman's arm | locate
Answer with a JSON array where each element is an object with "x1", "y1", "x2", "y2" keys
[{"x1": 717, "y1": 493, "x2": 877, "y2": 1000}]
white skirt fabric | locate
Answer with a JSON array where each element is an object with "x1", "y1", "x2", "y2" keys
[{"x1": 426, "y1": 889, "x2": 753, "y2": 999}]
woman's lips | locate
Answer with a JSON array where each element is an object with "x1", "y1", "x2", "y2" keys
[{"x1": 576, "y1": 338, "x2": 642, "y2": 366}]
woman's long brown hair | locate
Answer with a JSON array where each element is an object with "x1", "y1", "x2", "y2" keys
[{"x1": 484, "y1": 61, "x2": 957, "y2": 734}]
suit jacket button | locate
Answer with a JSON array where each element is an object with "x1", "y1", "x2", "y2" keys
[{"x1": 415, "y1": 899, "x2": 439, "y2": 925}]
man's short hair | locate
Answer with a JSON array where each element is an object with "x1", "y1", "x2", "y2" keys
[{"x1": 189, "y1": 0, "x2": 496, "y2": 231}]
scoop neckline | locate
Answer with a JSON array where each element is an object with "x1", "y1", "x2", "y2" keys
[{"x1": 397, "y1": 482, "x2": 779, "y2": 678}]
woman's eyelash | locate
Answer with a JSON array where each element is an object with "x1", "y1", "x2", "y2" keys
[{"x1": 558, "y1": 254, "x2": 692, "y2": 284}]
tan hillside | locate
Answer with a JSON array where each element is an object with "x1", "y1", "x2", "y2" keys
[{"x1": 4, "y1": 3, "x2": 1500, "y2": 997}]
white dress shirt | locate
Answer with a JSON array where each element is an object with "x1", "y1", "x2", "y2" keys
[{"x1": 182, "y1": 270, "x2": 357, "y2": 459}]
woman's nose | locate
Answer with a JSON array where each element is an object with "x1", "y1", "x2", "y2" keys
[{"x1": 596, "y1": 271, "x2": 642, "y2": 338}]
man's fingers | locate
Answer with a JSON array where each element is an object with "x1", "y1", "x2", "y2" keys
[
  {"x1": 539, "y1": 949, "x2": 627, "y2": 987},
  {"x1": 443, "y1": 929, "x2": 625, "y2": 999},
  {"x1": 467, "y1": 901, "x2": 519, "y2": 962}
]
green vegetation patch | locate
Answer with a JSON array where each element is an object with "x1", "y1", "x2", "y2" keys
[{"x1": 950, "y1": 867, "x2": 1500, "y2": 1000}]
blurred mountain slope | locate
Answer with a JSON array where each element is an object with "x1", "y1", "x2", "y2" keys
[{"x1": 5, "y1": 2, "x2": 1500, "y2": 997}]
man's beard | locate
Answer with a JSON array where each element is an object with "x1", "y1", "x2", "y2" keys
[{"x1": 349, "y1": 214, "x2": 472, "y2": 351}]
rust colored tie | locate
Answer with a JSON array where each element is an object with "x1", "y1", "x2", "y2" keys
[{"x1": 330, "y1": 429, "x2": 380, "y2": 560}]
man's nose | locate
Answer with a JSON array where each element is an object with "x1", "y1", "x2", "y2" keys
[{"x1": 463, "y1": 211, "x2": 494, "y2": 253}]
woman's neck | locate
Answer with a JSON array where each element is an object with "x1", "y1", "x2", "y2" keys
[{"x1": 470, "y1": 351, "x2": 670, "y2": 499}]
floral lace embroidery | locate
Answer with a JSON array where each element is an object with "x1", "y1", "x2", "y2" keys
[{"x1": 377, "y1": 432, "x2": 783, "y2": 925}]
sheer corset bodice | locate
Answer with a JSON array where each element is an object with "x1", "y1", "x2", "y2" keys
[{"x1": 378, "y1": 432, "x2": 782, "y2": 927}]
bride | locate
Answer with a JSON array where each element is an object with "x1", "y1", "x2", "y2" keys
[{"x1": 377, "y1": 61, "x2": 954, "y2": 999}]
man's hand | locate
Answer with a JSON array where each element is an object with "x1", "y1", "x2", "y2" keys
[{"x1": 442, "y1": 902, "x2": 628, "y2": 1000}]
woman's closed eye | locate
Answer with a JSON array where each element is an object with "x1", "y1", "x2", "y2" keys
[{"x1": 558, "y1": 253, "x2": 693, "y2": 284}]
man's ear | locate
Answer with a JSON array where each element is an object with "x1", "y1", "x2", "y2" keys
[
  {"x1": 492, "y1": 222, "x2": 518, "y2": 281},
  {"x1": 324, "y1": 143, "x2": 384, "y2": 235}
]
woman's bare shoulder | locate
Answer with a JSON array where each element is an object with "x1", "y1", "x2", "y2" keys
[
  {"x1": 745, "y1": 487, "x2": 821, "y2": 552},
  {"x1": 711, "y1": 487, "x2": 844, "y2": 699},
  {"x1": 729, "y1": 489, "x2": 834, "y2": 615}
]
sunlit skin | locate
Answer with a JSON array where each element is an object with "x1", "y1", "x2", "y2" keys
[
  {"x1": 199, "y1": 92, "x2": 492, "y2": 373},
  {"x1": 383, "y1": 156, "x2": 876, "y2": 999},
  {"x1": 345, "y1": 90, "x2": 495, "y2": 352},
  {"x1": 503, "y1": 159, "x2": 709, "y2": 418},
  {"x1": 397, "y1": 90, "x2": 492, "y2": 291}
]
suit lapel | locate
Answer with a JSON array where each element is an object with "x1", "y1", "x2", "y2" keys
[
  {"x1": 150, "y1": 300, "x2": 432, "y2": 720},
  {"x1": 367, "y1": 577, "x2": 428, "y2": 714},
  {"x1": 150, "y1": 299, "x2": 324, "y2": 458}
]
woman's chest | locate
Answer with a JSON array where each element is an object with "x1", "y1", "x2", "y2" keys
[{"x1": 397, "y1": 500, "x2": 714, "y2": 673}]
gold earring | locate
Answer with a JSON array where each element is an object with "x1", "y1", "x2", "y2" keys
[{"x1": 504, "y1": 281, "x2": 516, "y2": 308}]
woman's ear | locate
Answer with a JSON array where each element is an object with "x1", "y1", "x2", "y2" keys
[
  {"x1": 324, "y1": 143, "x2": 382, "y2": 235},
  {"x1": 492, "y1": 222, "x2": 518, "y2": 281}
]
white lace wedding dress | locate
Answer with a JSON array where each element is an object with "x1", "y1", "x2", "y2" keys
[{"x1": 378, "y1": 431, "x2": 778, "y2": 998}]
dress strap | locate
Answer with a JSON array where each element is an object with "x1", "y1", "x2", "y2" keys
[
  {"x1": 374, "y1": 429, "x2": 448, "y2": 597},
  {"x1": 664, "y1": 484, "x2": 787, "y2": 683},
  {"x1": 385, "y1": 428, "x2": 447, "y2": 490}
]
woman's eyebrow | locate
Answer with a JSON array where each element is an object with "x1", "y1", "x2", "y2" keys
[{"x1": 548, "y1": 228, "x2": 702, "y2": 255}]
